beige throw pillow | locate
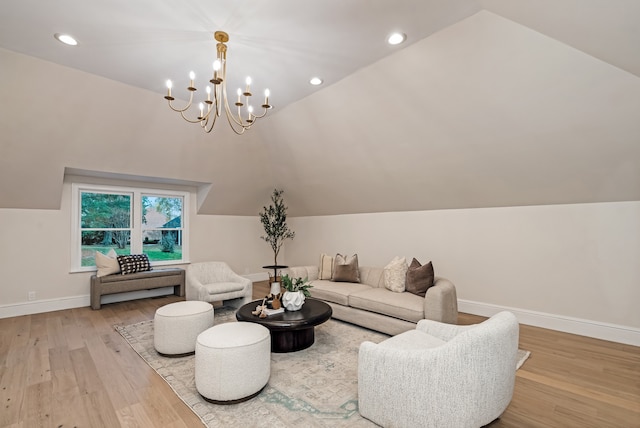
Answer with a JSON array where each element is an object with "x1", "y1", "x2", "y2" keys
[
  {"x1": 331, "y1": 253, "x2": 360, "y2": 283},
  {"x1": 95, "y1": 249, "x2": 120, "y2": 277},
  {"x1": 384, "y1": 256, "x2": 408, "y2": 292},
  {"x1": 319, "y1": 253, "x2": 334, "y2": 280}
]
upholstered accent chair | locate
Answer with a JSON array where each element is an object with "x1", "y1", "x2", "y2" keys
[
  {"x1": 186, "y1": 262, "x2": 253, "y2": 308},
  {"x1": 358, "y1": 311, "x2": 519, "y2": 428}
]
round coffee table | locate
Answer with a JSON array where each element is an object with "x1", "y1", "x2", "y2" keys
[{"x1": 235, "y1": 298, "x2": 332, "y2": 353}]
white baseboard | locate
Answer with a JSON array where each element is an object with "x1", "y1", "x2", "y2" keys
[
  {"x1": 0, "y1": 295, "x2": 90, "y2": 319},
  {"x1": 458, "y1": 299, "x2": 640, "y2": 347},
  {"x1": 4, "y1": 292, "x2": 638, "y2": 347},
  {"x1": 0, "y1": 271, "x2": 273, "y2": 318},
  {"x1": 0, "y1": 287, "x2": 175, "y2": 319}
]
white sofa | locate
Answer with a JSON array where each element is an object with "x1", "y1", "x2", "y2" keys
[
  {"x1": 186, "y1": 261, "x2": 253, "y2": 309},
  {"x1": 285, "y1": 265, "x2": 458, "y2": 335},
  {"x1": 357, "y1": 311, "x2": 520, "y2": 428}
]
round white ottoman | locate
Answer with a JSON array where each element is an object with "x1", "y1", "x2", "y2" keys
[
  {"x1": 154, "y1": 301, "x2": 214, "y2": 356},
  {"x1": 195, "y1": 322, "x2": 271, "y2": 403}
]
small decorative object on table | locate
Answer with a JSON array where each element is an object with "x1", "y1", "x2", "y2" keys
[
  {"x1": 281, "y1": 274, "x2": 313, "y2": 311},
  {"x1": 268, "y1": 281, "x2": 282, "y2": 309}
]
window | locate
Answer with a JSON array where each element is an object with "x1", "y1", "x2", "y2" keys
[
  {"x1": 141, "y1": 194, "x2": 183, "y2": 262},
  {"x1": 71, "y1": 183, "x2": 189, "y2": 271}
]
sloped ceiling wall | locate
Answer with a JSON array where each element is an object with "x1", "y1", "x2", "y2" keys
[
  {"x1": 261, "y1": 11, "x2": 640, "y2": 216},
  {"x1": 1, "y1": 9, "x2": 639, "y2": 216},
  {"x1": 0, "y1": 47, "x2": 275, "y2": 213}
]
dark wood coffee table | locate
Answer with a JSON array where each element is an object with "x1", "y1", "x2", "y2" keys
[{"x1": 235, "y1": 298, "x2": 332, "y2": 353}]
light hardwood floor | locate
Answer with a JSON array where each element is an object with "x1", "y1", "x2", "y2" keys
[{"x1": 1, "y1": 282, "x2": 638, "y2": 427}]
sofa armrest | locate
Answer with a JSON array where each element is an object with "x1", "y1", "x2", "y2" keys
[
  {"x1": 185, "y1": 268, "x2": 204, "y2": 300},
  {"x1": 423, "y1": 277, "x2": 458, "y2": 324}
]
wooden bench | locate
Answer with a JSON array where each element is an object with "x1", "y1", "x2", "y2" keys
[{"x1": 90, "y1": 268, "x2": 185, "y2": 310}]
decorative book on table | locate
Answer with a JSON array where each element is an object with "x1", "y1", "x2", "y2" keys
[{"x1": 263, "y1": 307, "x2": 284, "y2": 316}]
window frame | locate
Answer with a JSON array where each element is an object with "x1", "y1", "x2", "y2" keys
[{"x1": 71, "y1": 183, "x2": 190, "y2": 273}]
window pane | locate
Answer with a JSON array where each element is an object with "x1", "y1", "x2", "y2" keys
[
  {"x1": 142, "y1": 195, "x2": 182, "y2": 229},
  {"x1": 80, "y1": 231, "x2": 131, "y2": 266},
  {"x1": 143, "y1": 230, "x2": 182, "y2": 262},
  {"x1": 81, "y1": 192, "x2": 131, "y2": 228}
]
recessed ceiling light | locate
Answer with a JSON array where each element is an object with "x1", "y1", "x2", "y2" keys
[
  {"x1": 309, "y1": 77, "x2": 323, "y2": 86},
  {"x1": 54, "y1": 33, "x2": 78, "y2": 46},
  {"x1": 387, "y1": 32, "x2": 406, "y2": 45}
]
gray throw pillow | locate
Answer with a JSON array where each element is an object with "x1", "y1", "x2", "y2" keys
[
  {"x1": 405, "y1": 258, "x2": 434, "y2": 297},
  {"x1": 331, "y1": 253, "x2": 360, "y2": 283}
]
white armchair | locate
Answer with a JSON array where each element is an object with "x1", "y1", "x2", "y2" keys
[
  {"x1": 358, "y1": 311, "x2": 519, "y2": 428},
  {"x1": 186, "y1": 262, "x2": 253, "y2": 309}
]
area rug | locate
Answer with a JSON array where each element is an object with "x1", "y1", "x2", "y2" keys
[{"x1": 115, "y1": 308, "x2": 530, "y2": 427}]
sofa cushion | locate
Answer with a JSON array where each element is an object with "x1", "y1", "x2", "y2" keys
[
  {"x1": 405, "y1": 258, "x2": 434, "y2": 297},
  {"x1": 383, "y1": 256, "x2": 408, "y2": 292},
  {"x1": 349, "y1": 288, "x2": 425, "y2": 323},
  {"x1": 332, "y1": 253, "x2": 360, "y2": 283},
  {"x1": 95, "y1": 249, "x2": 120, "y2": 277},
  {"x1": 318, "y1": 253, "x2": 334, "y2": 280},
  {"x1": 358, "y1": 267, "x2": 385, "y2": 288},
  {"x1": 310, "y1": 280, "x2": 372, "y2": 306}
]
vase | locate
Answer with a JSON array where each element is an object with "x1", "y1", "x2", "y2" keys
[{"x1": 282, "y1": 290, "x2": 305, "y2": 311}]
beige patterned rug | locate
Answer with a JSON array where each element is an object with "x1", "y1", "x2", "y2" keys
[{"x1": 115, "y1": 308, "x2": 530, "y2": 427}]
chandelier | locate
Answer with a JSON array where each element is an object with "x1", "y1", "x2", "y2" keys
[{"x1": 164, "y1": 31, "x2": 272, "y2": 135}]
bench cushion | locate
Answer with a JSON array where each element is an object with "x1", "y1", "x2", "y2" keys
[{"x1": 98, "y1": 268, "x2": 183, "y2": 283}]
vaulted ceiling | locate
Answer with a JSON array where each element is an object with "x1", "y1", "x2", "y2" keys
[{"x1": 1, "y1": 0, "x2": 639, "y2": 215}]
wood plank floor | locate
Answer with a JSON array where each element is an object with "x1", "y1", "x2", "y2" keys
[{"x1": 1, "y1": 282, "x2": 638, "y2": 427}]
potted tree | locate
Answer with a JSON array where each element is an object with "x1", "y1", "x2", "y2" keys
[{"x1": 259, "y1": 189, "x2": 295, "y2": 286}]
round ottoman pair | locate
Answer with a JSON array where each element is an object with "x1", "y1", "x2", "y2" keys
[
  {"x1": 195, "y1": 322, "x2": 271, "y2": 403},
  {"x1": 154, "y1": 301, "x2": 214, "y2": 356}
]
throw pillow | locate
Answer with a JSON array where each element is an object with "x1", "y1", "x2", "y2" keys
[
  {"x1": 117, "y1": 254, "x2": 152, "y2": 275},
  {"x1": 331, "y1": 253, "x2": 360, "y2": 283},
  {"x1": 95, "y1": 249, "x2": 120, "y2": 277},
  {"x1": 405, "y1": 258, "x2": 434, "y2": 297},
  {"x1": 383, "y1": 256, "x2": 408, "y2": 292},
  {"x1": 318, "y1": 253, "x2": 334, "y2": 280}
]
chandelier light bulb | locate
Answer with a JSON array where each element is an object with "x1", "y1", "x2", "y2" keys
[
  {"x1": 246, "y1": 76, "x2": 252, "y2": 86},
  {"x1": 263, "y1": 89, "x2": 271, "y2": 108},
  {"x1": 213, "y1": 60, "x2": 221, "y2": 71},
  {"x1": 166, "y1": 80, "x2": 173, "y2": 89}
]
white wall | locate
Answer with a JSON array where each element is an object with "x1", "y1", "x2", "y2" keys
[
  {"x1": 0, "y1": 178, "x2": 273, "y2": 317},
  {"x1": 286, "y1": 201, "x2": 640, "y2": 345}
]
